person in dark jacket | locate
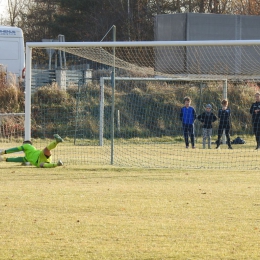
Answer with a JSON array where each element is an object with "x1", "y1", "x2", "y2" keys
[
  {"x1": 180, "y1": 96, "x2": 197, "y2": 148},
  {"x1": 249, "y1": 92, "x2": 260, "y2": 150},
  {"x1": 197, "y1": 104, "x2": 217, "y2": 149},
  {"x1": 216, "y1": 99, "x2": 232, "y2": 149}
]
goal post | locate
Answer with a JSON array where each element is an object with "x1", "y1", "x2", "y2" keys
[
  {"x1": 25, "y1": 45, "x2": 32, "y2": 141},
  {"x1": 23, "y1": 40, "x2": 260, "y2": 169}
]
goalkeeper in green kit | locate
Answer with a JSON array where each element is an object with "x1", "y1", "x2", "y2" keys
[{"x1": 0, "y1": 134, "x2": 64, "y2": 168}]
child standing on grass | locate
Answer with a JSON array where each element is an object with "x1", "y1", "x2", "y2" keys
[
  {"x1": 249, "y1": 92, "x2": 260, "y2": 150},
  {"x1": 180, "y1": 96, "x2": 197, "y2": 148},
  {"x1": 197, "y1": 104, "x2": 217, "y2": 149},
  {"x1": 216, "y1": 99, "x2": 233, "y2": 149}
]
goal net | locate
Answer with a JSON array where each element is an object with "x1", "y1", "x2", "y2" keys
[
  {"x1": 0, "y1": 113, "x2": 25, "y2": 143},
  {"x1": 19, "y1": 40, "x2": 260, "y2": 169}
]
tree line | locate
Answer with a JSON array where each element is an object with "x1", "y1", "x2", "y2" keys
[{"x1": 2, "y1": 0, "x2": 260, "y2": 43}]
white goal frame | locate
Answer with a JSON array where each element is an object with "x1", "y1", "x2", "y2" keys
[
  {"x1": 25, "y1": 40, "x2": 260, "y2": 141},
  {"x1": 99, "y1": 77, "x2": 228, "y2": 164}
]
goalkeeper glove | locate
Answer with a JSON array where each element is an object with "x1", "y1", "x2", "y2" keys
[{"x1": 0, "y1": 150, "x2": 5, "y2": 155}]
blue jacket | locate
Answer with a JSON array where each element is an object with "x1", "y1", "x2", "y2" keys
[{"x1": 180, "y1": 106, "x2": 196, "y2": 125}]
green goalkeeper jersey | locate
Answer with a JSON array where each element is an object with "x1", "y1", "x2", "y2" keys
[{"x1": 5, "y1": 144, "x2": 41, "y2": 166}]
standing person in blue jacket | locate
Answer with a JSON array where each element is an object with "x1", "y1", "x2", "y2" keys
[
  {"x1": 249, "y1": 92, "x2": 260, "y2": 150},
  {"x1": 216, "y1": 99, "x2": 233, "y2": 149},
  {"x1": 180, "y1": 96, "x2": 197, "y2": 148}
]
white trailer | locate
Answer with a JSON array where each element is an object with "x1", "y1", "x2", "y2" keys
[{"x1": 0, "y1": 26, "x2": 25, "y2": 80}]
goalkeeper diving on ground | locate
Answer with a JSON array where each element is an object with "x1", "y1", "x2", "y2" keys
[{"x1": 0, "y1": 134, "x2": 64, "y2": 168}]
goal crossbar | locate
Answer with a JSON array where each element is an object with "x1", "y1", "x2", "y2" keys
[{"x1": 26, "y1": 40, "x2": 260, "y2": 48}]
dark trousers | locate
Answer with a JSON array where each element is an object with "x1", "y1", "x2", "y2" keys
[
  {"x1": 216, "y1": 125, "x2": 231, "y2": 146},
  {"x1": 253, "y1": 123, "x2": 260, "y2": 146},
  {"x1": 182, "y1": 124, "x2": 195, "y2": 147}
]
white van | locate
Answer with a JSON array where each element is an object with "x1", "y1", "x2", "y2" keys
[{"x1": 0, "y1": 25, "x2": 25, "y2": 80}]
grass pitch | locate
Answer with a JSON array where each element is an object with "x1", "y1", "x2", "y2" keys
[
  {"x1": 0, "y1": 163, "x2": 260, "y2": 259},
  {"x1": 1, "y1": 135, "x2": 260, "y2": 169}
]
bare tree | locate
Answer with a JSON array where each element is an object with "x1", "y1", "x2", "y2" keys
[
  {"x1": 4, "y1": 0, "x2": 260, "y2": 43},
  {"x1": 1, "y1": 0, "x2": 32, "y2": 26}
]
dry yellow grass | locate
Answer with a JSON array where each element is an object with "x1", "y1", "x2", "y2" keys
[
  {"x1": 0, "y1": 163, "x2": 260, "y2": 259},
  {"x1": 65, "y1": 141, "x2": 260, "y2": 170},
  {"x1": 1, "y1": 136, "x2": 260, "y2": 170}
]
